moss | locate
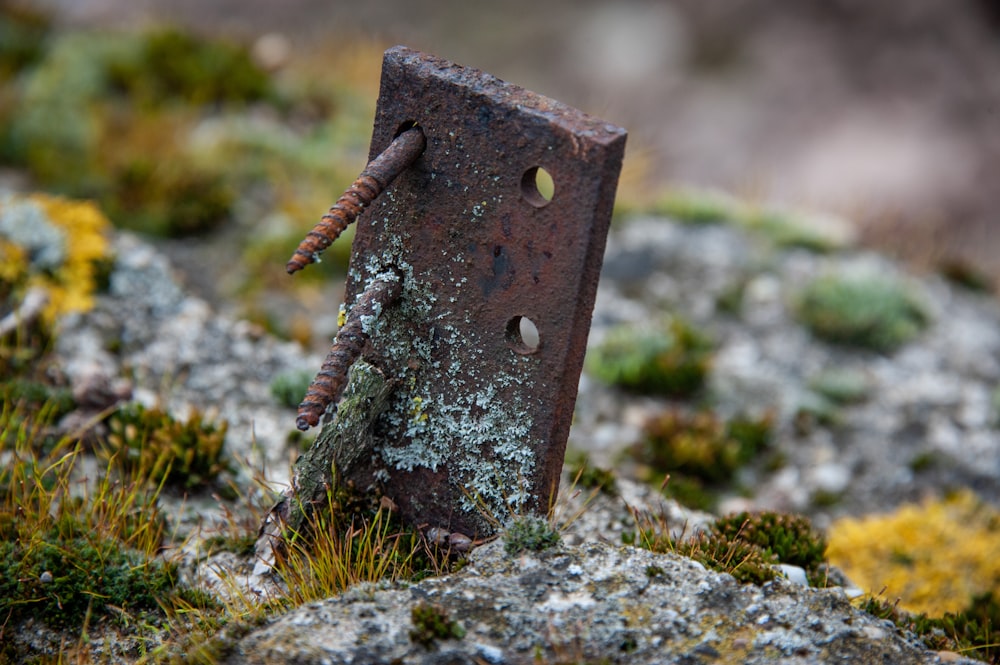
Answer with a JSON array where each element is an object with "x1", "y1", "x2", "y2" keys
[
  {"x1": 859, "y1": 591, "x2": 1000, "y2": 664},
  {"x1": 636, "y1": 409, "x2": 773, "y2": 486},
  {"x1": 939, "y1": 258, "x2": 994, "y2": 293},
  {"x1": 102, "y1": 403, "x2": 231, "y2": 491},
  {"x1": 105, "y1": 28, "x2": 273, "y2": 108},
  {"x1": 908, "y1": 450, "x2": 942, "y2": 473},
  {"x1": 409, "y1": 601, "x2": 465, "y2": 648},
  {"x1": 0, "y1": 399, "x2": 207, "y2": 659},
  {"x1": 643, "y1": 188, "x2": 849, "y2": 252},
  {"x1": 632, "y1": 409, "x2": 774, "y2": 511},
  {"x1": 808, "y1": 368, "x2": 870, "y2": 405},
  {"x1": 566, "y1": 453, "x2": 618, "y2": 497},
  {"x1": 273, "y1": 486, "x2": 459, "y2": 608},
  {"x1": 1, "y1": 379, "x2": 73, "y2": 416},
  {"x1": 794, "y1": 274, "x2": 929, "y2": 352},
  {"x1": 0, "y1": 32, "x2": 114, "y2": 191},
  {"x1": 712, "y1": 511, "x2": 827, "y2": 572},
  {"x1": 0, "y1": 30, "x2": 244, "y2": 237},
  {"x1": 632, "y1": 508, "x2": 832, "y2": 587},
  {"x1": 202, "y1": 532, "x2": 257, "y2": 557},
  {"x1": 739, "y1": 208, "x2": 839, "y2": 252},
  {"x1": 715, "y1": 278, "x2": 748, "y2": 315},
  {"x1": 586, "y1": 317, "x2": 713, "y2": 397},
  {"x1": 652, "y1": 188, "x2": 735, "y2": 225},
  {"x1": 104, "y1": 155, "x2": 233, "y2": 236},
  {"x1": 0, "y1": 533, "x2": 179, "y2": 629},
  {"x1": 503, "y1": 515, "x2": 561, "y2": 556},
  {"x1": 270, "y1": 369, "x2": 315, "y2": 409},
  {"x1": 0, "y1": 3, "x2": 52, "y2": 82},
  {"x1": 634, "y1": 518, "x2": 779, "y2": 586},
  {"x1": 827, "y1": 491, "x2": 1000, "y2": 616}
]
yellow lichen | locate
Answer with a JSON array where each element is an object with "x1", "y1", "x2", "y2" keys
[
  {"x1": 0, "y1": 239, "x2": 28, "y2": 284},
  {"x1": 5, "y1": 193, "x2": 111, "y2": 322},
  {"x1": 826, "y1": 491, "x2": 1000, "y2": 615}
]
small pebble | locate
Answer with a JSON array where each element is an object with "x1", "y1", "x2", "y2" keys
[
  {"x1": 449, "y1": 532, "x2": 473, "y2": 552},
  {"x1": 426, "y1": 527, "x2": 449, "y2": 546},
  {"x1": 40, "y1": 571, "x2": 53, "y2": 584},
  {"x1": 777, "y1": 564, "x2": 809, "y2": 586}
]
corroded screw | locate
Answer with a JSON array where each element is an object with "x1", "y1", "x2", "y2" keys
[
  {"x1": 286, "y1": 126, "x2": 426, "y2": 274},
  {"x1": 296, "y1": 276, "x2": 403, "y2": 431}
]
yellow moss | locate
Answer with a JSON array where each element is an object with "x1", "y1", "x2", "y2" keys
[
  {"x1": 2, "y1": 193, "x2": 111, "y2": 323},
  {"x1": 0, "y1": 239, "x2": 28, "y2": 283},
  {"x1": 826, "y1": 491, "x2": 1000, "y2": 615}
]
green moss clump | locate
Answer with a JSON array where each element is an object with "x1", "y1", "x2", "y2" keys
[
  {"x1": 105, "y1": 28, "x2": 273, "y2": 107},
  {"x1": 637, "y1": 410, "x2": 773, "y2": 485},
  {"x1": 634, "y1": 520, "x2": 778, "y2": 586},
  {"x1": 652, "y1": 188, "x2": 735, "y2": 225},
  {"x1": 566, "y1": 453, "x2": 618, "y2": 497},
  {"x1": 503, "y1": 516, "x2": 561, "y2": 556},
  {"x1": 0, "y1": 3, "x2": 52, "y2": 82},
  {"x1": 0, "y1": 379, "x2": 73, "y2": 420},
  {"x1": 713, "y1": 511, "x2": 827, "y2": 573},
  {"x1": 939, "y1": 259, "x2": 994, "y2": 293},
  {"x1": 632, "y1": 409, "x2": 773, "y2": 511},
  {"x1": 808, "y1": 368, "x2": 870, "y2": 405},
  {"x1": 794, "y1": 274, "x2": 929, "y2": 352},
  {"x1": 0, "y1": 29, "x2": 254, "y2": 237},
  {"x1": 105, "y1": 157, "x2": 234, "y2": 237},
  {"x1": 860, "y1": 591, "x2": 999, "y2": 664},
  {"x1": 633, "y1": 510, "x2": 829, "y2": 587},
  {"x1": 409, "y1": 601, "x2": 466, "y2": 648},
  {"x1": 102, "y1": 403, "x2": 231, "y2": 490},
  {"x1": 270, "y1": 369, "x2": 314, "y2": 409},
  {"x1": 0, "y1": 533, "x2": 179, "y2": 629},
  {"x1": 586, "y1": 318, "x2": 713, "y2": 397},
  {"x1": 739, "y1": 208, "x2": 840, "y2": 253},
  {"x1": 0, "y1": 400, "x2": 201, "y2": 653}
]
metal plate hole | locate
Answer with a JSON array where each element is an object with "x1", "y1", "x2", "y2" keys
[
  {"x1": 521, "y1": 166, "x2": 555, "y2": 207},
  {"x1": 506, "y1": 316, "x2": 541, "y2": 354}
]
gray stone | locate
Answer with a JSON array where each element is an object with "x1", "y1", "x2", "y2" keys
[
  {"x1": 56, "y1": 233, "x2": 322, "y2": 490},
  {"x1": 573, "y1": 216, "x2": 1000, "y2": 521},
  {"x1": 227, "y1": 540, "x2": 972, "y2": 665}
]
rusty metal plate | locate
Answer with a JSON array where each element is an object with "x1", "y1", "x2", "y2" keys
[{"x1": 341, "y1": 46, "x2": 626, "y2": 537}]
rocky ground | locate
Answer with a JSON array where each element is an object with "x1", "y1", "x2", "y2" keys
[
  {"x1": 7, "y1": 3, "x2": 1000, "y2": 660},
  {"x1": 46, "y1": 207, "x2": 1000, "y2": 662},
  {"x1": 577, "y1": 215, "x2": 1000, "y2": 529},
  {"x1": 227, "y1": 540, "x2": 949, "y2": 665}
]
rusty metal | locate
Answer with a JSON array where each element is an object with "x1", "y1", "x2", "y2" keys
[
  {"x1": 313, "y1": 46, "x2": 627, "y2": 538},
  {"x1": 286, "y1": 126, "x2": 426, "y2": 274},
  {"x1": 296, "y1": 275, "x2": 402, "y2": 430}
]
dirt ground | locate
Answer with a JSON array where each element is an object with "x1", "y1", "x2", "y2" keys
[{"x1": 33, "y1": 0, "x2": 1000, "y2": 284}]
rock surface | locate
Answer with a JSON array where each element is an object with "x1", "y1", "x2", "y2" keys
[
  {"x1": 56, "y1": 232, "x2": 321, "y2": 490},
  {"x1": 47, "y1": 213, "x2": 1000, "y2": 662},
  {"x1": 227, "y1": 539, "x2": 969, "y2": 665},
  {"x1": 573, "y1": 216, "x2": 1000, "y2": 528}
]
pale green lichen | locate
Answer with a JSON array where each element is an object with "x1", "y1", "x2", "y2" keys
[{"x1": 340, "y1": 211, "x2": 539, "y2": 522}]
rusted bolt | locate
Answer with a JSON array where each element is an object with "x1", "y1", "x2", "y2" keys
[
  {"x1": 286, "y1": 125, "x2": 426, "y2": 274},
  {"x1": 296, "y1": 275, "x2": 403, "y2": 430}
]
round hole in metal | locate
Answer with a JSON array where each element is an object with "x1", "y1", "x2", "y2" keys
[
  {"x1": 520, "y1": 166, "x2": 554, "y2": 207},
  {"x1": 506, "y1": 316, "x2": 541, "y2": 354}
]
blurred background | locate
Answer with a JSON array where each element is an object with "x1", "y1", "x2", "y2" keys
[{"x1": 5, "y1": 0, "x2": 1000, "y2": 348}]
